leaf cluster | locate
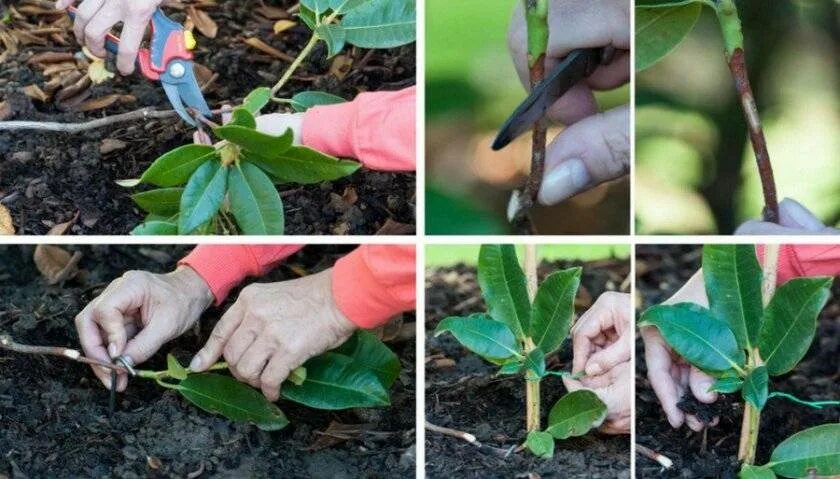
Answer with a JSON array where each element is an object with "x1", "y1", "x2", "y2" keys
[
  {"x1": 433, "y1": 245, "x2": 607, "y2": 458},
  {"x1": 127, "y1": 88, "x2": 360, "y2": 235},
  {"x1": 149, "y1": 331, "x2": 399, "y2": 431}
]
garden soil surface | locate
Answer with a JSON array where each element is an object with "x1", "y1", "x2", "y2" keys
[
  {"x1": 635, "y1": 245, "x2": 839, "y2": 478},
  {"x1": 0, "y1": 0, "x2": 415, "y2": 235},
  {"x1": 425, "y1": 258, "x2": 632, "y2": 479},
  {"x1": 0, "y1": 245, "x2": 416, "y2": 478}
]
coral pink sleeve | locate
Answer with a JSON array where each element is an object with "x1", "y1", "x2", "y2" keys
[
  {"x1": 301, "y1": 86, "x2": 416, "y2": 172},
  {"x1": 757, "y1": 245, "x2": 840, "y2": 284},
  {"x1": 180, "y1": 245, "x2": 304, "y2": 304},
  {"x1": 331, "y1": 245, "x2": 416, "y2": 329}
]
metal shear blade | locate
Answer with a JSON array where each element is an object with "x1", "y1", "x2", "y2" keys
[
  {"x1": 492, "y1": 47, "x2": 604, "y2": 151},
  {"x1": 161, "y1": 61, "x2": 211, "y2": 127}
]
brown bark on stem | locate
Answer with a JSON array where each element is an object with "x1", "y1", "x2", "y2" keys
[
  {"x1": 728, "y1": 49, "x2": 779, "y2": 223},
  {"x1": 512, "y1": 56, "x2": 547, "y2": 235}
]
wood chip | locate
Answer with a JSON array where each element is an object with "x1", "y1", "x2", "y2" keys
[
  {"x1": 77, "y1": 94, "x2": 134, "y2": 112},
  {"x1": 307, "y1": 421, "x2": 375, "y2": 451},
  {"x1": 22, "y1": 84, "x2": 48, "y2": 102},
  {"x1": 46, "y1": 211, "x2": 78, "y2": 236},
  {"x1": 375, "y1": 218, "x2": 414, "y2": 235},
  {"x1": 42, "y1": 61, "x2": 78, "y2": 76},
  {"x1": 27, "y1": 51, "x2": 75, "y2": 65},
  {"x1": 0, "y1": 101, "x2": 11, "y2": 122},
  {"x1": 146, "y1": 456, "x2": 162, "y2": 470},
  {"x1": 329, "y1": 55, "x2": 353, "y2": 80},
  {"x1": 255, "y1": 5, "x2": 291, "y2": 20},
  {"x1": 273, "y1": 19, "x2": 296, "y2": 35},
  {"x1": 435, "y1": 358, "x2": 457, "y2": 368},
  {"x1": 243, "y1": 37, "x2": 294, "y2": 62},
  {"x1": 100, "y1": 138, "x2": 127, "y2": 155},
  {"x1": 55, "y1": 75, "x2": 91, "y2": 102},
  {"x1": 187, "y1": 6, "x2": 218, "y2": 39},
  {"x1": 0, "y1": 204, "x2": 15, "y2": 235},
  {"x1": 34, "y1": 246, "x2": 82, "y2": 285}
]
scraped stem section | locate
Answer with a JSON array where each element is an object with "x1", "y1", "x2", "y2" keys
[
  {"x1": 512, "y1": 0, "x2": 549, "y2": 234},
  {"x1": 716, "y1": 1, "x2": 779, "y2": 223},
  {"x1": 523, "y1": 245, "x2": 540, "y2": 432}
]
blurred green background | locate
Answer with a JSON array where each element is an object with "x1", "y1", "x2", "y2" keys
[
  {"x1": 636, "y1": 0, "x2": 840, "y2": 234},
  {"x1": 425, "y1": 0, "x2": 630, "y2": 235},
  {"x1": 425, "y1": 244, "x2": 631, "y2": 267}
]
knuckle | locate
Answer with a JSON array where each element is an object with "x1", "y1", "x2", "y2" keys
[{"x1": 598, "y1": 122, "x2": 630, "y2": 177}]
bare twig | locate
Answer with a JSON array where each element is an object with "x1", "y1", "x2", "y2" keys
[
  {"x1": 0, "y1": 333, "x2": 128, "y2": 373},
  {"x1": 636, "y1": 443, "x2": 674, "y2": 469},
  {"x1": 0, "y1": 107, "x2": 224, "y2": 133},
  {"x1": 425, "y1": 421, "x2": 515, "y2": 458}
]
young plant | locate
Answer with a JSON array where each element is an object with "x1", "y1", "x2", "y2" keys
[
  {"x1": 127, "y1": 0, "x2": 417, "y2": 235},
  {"x1": 434, "y1": 244, "x2": 607, "y2": 459},
  {"x1": 639, "y1": 244, "x2": 839, "y2": 477},
  {"x1": 1, "y1": 330, "x2": 400, "y2": 431},
  {"x1": 635, "y1": 0, "x2": 779, "y2": 222}
]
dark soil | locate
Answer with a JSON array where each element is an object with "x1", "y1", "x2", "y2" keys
[
  {"x1": 0, "y1": 1, "x2": 415, "y2": 235},
  {"x1": 0, "y1": 245, "x2": 415, "y2": 478},
  {"x1": 635, "y1": 245, "x2": 839, "y2": 478},
  {"x1": 425, "y1": 259, "x2": 632, "y2": 478}
]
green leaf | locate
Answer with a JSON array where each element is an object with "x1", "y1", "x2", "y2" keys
[
  {"x1": 300, "y1": 0, "x2": 331, "y2": 15},
  {"x1": 242, "y1": 87, "x2": 271, "y2": 115},
  {"x1": 298, "y1": 6, "x2": 318, "y2": 30},
  {"x1": 229, "y1": 108, "x2": 257, "y2": 129},
  {"x1": 639, "y1": 303, "x2": 745, "y2": 373},
  {"x1": 768, "y1": 424, "x2": 840, "y2": 478},
  {"x1": 288, "y1": 91, "x2": 346, "y2": 112},
  {"x1": 167, "y1": 354, "x2": 188, "y2": 380},
  {"x1": 315, "y1": 24, "x2": 346, "y2": 58},
  {"x1": 342, "y1": 0, "x2": 416, "y2": 49},
  {"x1": 524, "y1": 347, "x2": 546, "y2": 380},
  {"x1": 131, "y1": 187, "x2": 183, "y2": 216},
  {"x1": 496, "y1": 360, "x2": 522, "y2": 376},
  {"x1": 530, "y1": 267, "x2": 581, "y2": 354},
  {"x1": 525, "y1": 430, "x2": 554, "y2": 459},
  {"x1": 333, "y1": 330, "x2": 400, "y2": 388},
  {"x1": 545, "y1": 389, "x2": 607, "y2": 439},
  {"x1": 140, "y1": 145, "x2": 217, "y2": 187},
  {"x1": 635, "y1": 3, "x2": 702, "y2": 72},
  {"x1": 433, "y1": 314, "x2": 522, "y2": 363},
  {"x1": 175, "y1": 374, "x2": 288, "y2": 431},
  {"x1": 178, "y1": 160, "x2": 228, "y2": 234},
  {"x1": 330, "y1": 0, "x2": 371, "y2": 13},
  {"x1": 477, "y1": 244, "x2": 530, "y2": 339},
  {"x1": 214, "y1": 125, "x2": 294, "y2": 155},
  {"x1": 281, "y1": 352, "x2": 390, "y2": 409},
  {"x1": 130, "y1": 221, "x2": 177, "y2": 236},
  {"x1": 702, "y1": 245, "x2": 764, "y2": 349},
  {"x1": 742, "y1": 366, "x2": 769, "y2": 410},
  {"x1": 739, "y1": 464, "x2": 777, "y2": 479},
  {"x1": 637, "y1": 0, "x2": 713, "y2": 6},
  {"x1": 758, "y1": 277, "x2": 832, "y2": 376},
  {"x1": 227, "y1": 162, "x2": 285, "y2": 235},
  {"x1": 243, "y1": 147, "x2": 360, "y2": 184},
  {"x1": 709, "y1": 376, "x2": 744, "y2": 394}
]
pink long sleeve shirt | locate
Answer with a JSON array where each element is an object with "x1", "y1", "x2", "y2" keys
[
  {"x1": 179, "y1": 245, "x2": 416, "y2": 329},
  {"x1": 302, "y1": 86, "x2": 416, "y2": 172},
  {"x1": 757, "y1": 245, "x2": 840, "y2": 284}
]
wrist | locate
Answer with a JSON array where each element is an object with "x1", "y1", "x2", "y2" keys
[
  {"x1": 170, "y1": 266, "x2": 214, "y2": 313},
  {"x1": 319, "y1": 269, "x2": 357, "y2": 338}
]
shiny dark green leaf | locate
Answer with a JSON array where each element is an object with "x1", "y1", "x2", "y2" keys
[
  {"x1": 289, "y1": 91, "x2": 346, "y2": 112},
  {"x1": 434, "y1": 314, "x2": 522, "y2": 363},
  {"x1": 742, "y1": 366, "x2": 768, "y2": 410},
  {"x1": 229, "y1": 108, "x2": 257, "y2": 129},
  {"x1": 178, "y1": 160, "x2": 228, "y2": 234},
  {"x1": 739, "y1": 464, "x2": 776, "y2": 479},
  {"x1": 524, "y1": 347, "x2": 546, "y2": 380},
  {"x1": 343, "y1": 0, "x2": 416, "y2": 49},
  {"x1": 546, "y1": 390, "x2": 607, "y2": 439},
  {"x1": 768, "y1": 424, "x2": 840, "y2": 478},
  {"x1": 497, "y1": 360, "x2": 522, "y2": 376},
  {"x1": 703, "y1": 244, "x2": 763, "y2": 349},
  {"x1": 710, "y1": 376, "x2": 744, "y2": 394},
  {"x1": 131, "y1": 187, "x2": 183, "y2": 216},
  {"x1": 636, "y1": 3, "x2": 702, "y2": 71},
  {"x1": 227, "y1": 162, "x2": 284, "y2": 235},
  {"x1": 315, "y1": 24, "x2": 346, "y2": 57},
  {"x1": 214, "y1": 125, "x2": 294, "y2": 155},
  {"x1": 477, "y1": 244, "x2": 530, "y2": 339},
  {"x1": 140, "y1": 144, "x2": 217, "y2": 187},
  {"x1": 525, "y1": 430, "x2": 554, "y2": 459},
  {"x1": 241, "y1": 87, "x2": 271, "y2": 115},
  {"x1": 243, "y1": 147, "x2": 360, "y2": 184},
  {"x1": 130, "y1": 221, "x2": 177, "y2": 236},
  {"x1": 281, "y1": 353, "x2": 390, "y2": 409},
  {"x1": 758, "y1": 277, "x2": 832, "y2": 376},
  {"x1": 175, "y1": 374, "x2": 288, "y2": 431},
  {"x1": 333, "y1": 330, "x2": 399, "y2": 388},
  {"x1": 639, "y1": 303, "x2": 745, "y2": 373},
  {"x1": 530, "y1": 267, "x2": 581, "y2": 354}
]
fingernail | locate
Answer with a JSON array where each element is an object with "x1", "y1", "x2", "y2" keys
[
  {"x1": 538, "y1": 158, "x2": 591, "y2": 206},
  {"x1": 108, "y1": 343, "x2": 118, "y2": 358},
  {"x1": 189, "y1": 354, "x2": 202, "y2": 371},
  {"x1": 103, "y1": 377, "x2": 112, "y2": 390}
]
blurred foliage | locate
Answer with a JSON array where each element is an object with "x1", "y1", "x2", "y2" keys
[
  {"x1": 426, "y1": 244, "x2": 631, "y2": 268},
  {"x1": 425, "y1": 186, "x2": 506, "y2": 235},
  {"x1": 635, "y1": 1, "x2": 840, "y2": 234}
]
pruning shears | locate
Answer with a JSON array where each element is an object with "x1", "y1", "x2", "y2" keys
[
  {"x1": 66, "y1": 6, "x2": 211, "y2": 126},
  {"x1": 492, "y1": 47, "x2": 615, "y2": 151}
]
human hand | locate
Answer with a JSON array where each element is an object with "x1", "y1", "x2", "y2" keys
[
  {"x1": 189, "y1": 269, "x2": 357, "y2": 401},
  {"x1": 570, "y1": 291, "x2": 631, "y2": 377},
  {"x1": 641, "y1": 271, "x2": 719, "y2": 431},
  {"x1": 563, "y1": 361, "x2": 631, "y2": 434},
  {"x1": 55, "y1": 0, "x2": 164, "y2": 75},
  {"x1": 75, "y1": 266, "x2": 214, "y2": 391},
  {"x1": 736, "y1": 198, "x2": 839, "y2": 235},
  {"x1": 508, "y1": 0, "x2": 630, "y2": 205}
]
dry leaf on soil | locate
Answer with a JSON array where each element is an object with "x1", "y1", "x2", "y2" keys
[
  {"x1": 0, "y1": 204, "x2": 15, "y2": 235},
  {"x1": 187, "y1": 6, "x2": 218, "y2": 38},
  {"x1": 273, "y1": 19, "x2": 296, "y2": 35},
  {"x1": 243, "y1": 37, "x2": 294, "y2": 62},
  {"x1": 34, "y1": 213, "x2": 81, "y2": 284}
]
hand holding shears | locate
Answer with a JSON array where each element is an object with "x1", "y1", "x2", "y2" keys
[{"x1": 58, "y1": 0, "x2": 211, "y2": 126}]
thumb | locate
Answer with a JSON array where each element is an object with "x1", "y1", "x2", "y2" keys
[
  {"x1": 122, "y1": 321, "x2": 171, "y2": 366},
  {"x1": 538, "y1": 105, "x2": 629, "y2": 206},
  {"x1": 55, "y1": 0, "x2": 75, "y2": 9},
  {"x1": 189, "y1": 303, "x2": 244, "y2": 371},
  {"x1": 585, "y1": 337, "x2": 630, "y2": 376},
  {"x1": 778, "y1": 198, "x2": 830, "y2": 231},
  {"x1": 96, "y1": 308, "x2": 128, "y2": 359}
]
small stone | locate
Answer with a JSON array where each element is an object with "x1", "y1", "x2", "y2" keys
[{"x1": 99, "y1": 138, "x2": 128, "y2": 155}]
